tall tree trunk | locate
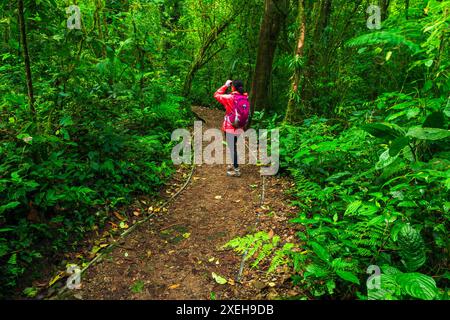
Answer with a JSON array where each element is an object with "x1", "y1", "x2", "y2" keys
[
  {"x1": 18, "y1": 0, "x2": 36, "y2": 122},
  {"x1": 302, "y1": 0, "x2": 332, "y2": 112},
  {"x1": 250, "y1": 0, "x2": 288, "y2": 112},
  {"x1": 380, "y1": 0, "x2": 390, "y2": 21},
  {"x1": 95, "y1": 0, "x2": 106, "y2": 58},
  {"x1": 405, "y1": 0, "x2": 410, "y2": 19},
  {"x1": 102, "y1": 4, "x2": 109, "y2": 38},
  {"x1": 132, "y1": 19, "x2": 146, "y2": 108},
  {"x1": 285, "y1": 0, "x2": 306, "y2": 123},
  {"x1": 2, "y1": 2, "x2": 10, "y2": 45},
  {"x1": 312, "y1": 0, "x2": 332, "y2": 46}
]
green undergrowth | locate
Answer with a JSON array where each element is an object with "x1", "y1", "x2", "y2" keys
[{"x1": 228, "y1": 94, "x2": 449, "y2": 300}]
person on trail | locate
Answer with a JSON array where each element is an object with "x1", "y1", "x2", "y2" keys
[{"x1": 214, "y1": 79, "x2": 250, "y2": 177}]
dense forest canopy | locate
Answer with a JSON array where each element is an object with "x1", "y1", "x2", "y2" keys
[{"x1": 0, "y1": 0, "x2": 449, "y2": 300}]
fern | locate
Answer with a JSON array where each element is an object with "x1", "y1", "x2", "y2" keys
[
  {"x1": 224, "y1": 232, "x2": 269, "y2": 255},
  {"x1": 347, "y1": 218, "x2": 387, "y2": 258},
  {"x1": 346, "y1": 31, "x2": 421, "y2": 54},
  {"x1": 331, "y1": 258, "x2": 357, "y2": 272},
  {"x1": 225, "y1": 232, "x2": 294, "y2": 273},
  {"x1": 268, "y1": 243, "x2": 294, "y2": 273},
  {"x1": 253, "y1": 235, "x2": 280, "y2": 267}
]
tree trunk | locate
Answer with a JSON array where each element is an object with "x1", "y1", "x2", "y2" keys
[
  {"x1": 312, "y1": 0, "x2": 332, "y2": 46},
  {"x1": 2, "y1": 3, "x2": 10, "y2": 45},
  {"x1": 250, "y1": 0, "x2": 288, "y2": 112},
  {"x1": 183, "y1": 67, "x2": 195, "y2": 97},
  {"x1": 302, "y1": 0, "x2": 332, "y2": 112},
  {"x1": 405, "y1": 0, "x2": 410, "y2": 19},
  {"x1": 18, "y1": 0, "x2": 36, "y2": 122},
  {"x1": 285, "y1": 0, "x2": 306, "y2": 123},
  {"x1": 380, "y1": 0, "x2": 390, "y2": 21},
  {"x1": 132, "y1": 18, "x2": 146, "y2": 108},
  {"x1": 95, "y1": 0, "x2": 106, "y2": 58}
]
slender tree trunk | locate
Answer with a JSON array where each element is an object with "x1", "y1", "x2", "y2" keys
[
  {"x1": 3, "y1": 3, "x2": 10, "y2": 45},
  {"x1": 102, "y1": 1, "x2": 109, "y2": 38},
  {"x1": 329, "y1": 0, "x2": 363, "y2": 56},
  {"x1": 405, "y1": 0, "x2": 410, "y2": 19},
  {"x1": 380, "y1": 0, "x2": 390, "y2": 21},
  {"x1": 285, "y1": 0, "x2": 306, "y2": 123},
  {"x1": 18, "y1": 0, "x2": 36, "y2": 122},
  {"x1": 322, "y1": 0, "x2": 332, "y2": 33},
  {"x1": 132, "y1": 19, "x2": 146, "y2": 108},
  {"x1": 250, "y1": 0, "x2": 288, "y2": 112},
  {"x1": 94, "y1": 0, "x2": 106, "y2": 58},
  {"x1": 312, "y1": 0, "x2": 332, "y2": 46},
  {"x1": 302, "y1": 0, "x2": 332, "y2": 112}
]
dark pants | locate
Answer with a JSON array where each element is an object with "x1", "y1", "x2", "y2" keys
[{"x1": 226, "y1": 133, "x2": 239, "y2": 169}]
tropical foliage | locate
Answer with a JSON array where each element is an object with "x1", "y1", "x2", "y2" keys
[{"x1": 1, "y1": 0, "x2": 448, "y2": 300}]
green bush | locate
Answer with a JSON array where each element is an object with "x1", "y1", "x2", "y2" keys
[
  {"x1": 0, "y1": 97, "x2": 185, "y2": 293},
  {"x1": 276, "y1": 95, "x2": 449, "y2": 299}
]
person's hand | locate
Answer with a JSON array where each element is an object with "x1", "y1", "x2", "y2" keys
[{"x1": 225, "y1": 80, "x2": 233, "y2": 88}]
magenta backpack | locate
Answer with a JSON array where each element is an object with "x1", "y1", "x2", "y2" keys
[{"x1": 228, "y1": 94, "x2": 250, "y2": 129}]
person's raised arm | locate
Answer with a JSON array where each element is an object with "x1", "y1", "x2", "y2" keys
[{"x1": 214, "y1": 80, "x2": 233, "y2": 105}]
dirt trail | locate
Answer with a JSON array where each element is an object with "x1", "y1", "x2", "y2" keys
[{"x1": 75, "y1": 107, "x2": 299, "y2": 300}]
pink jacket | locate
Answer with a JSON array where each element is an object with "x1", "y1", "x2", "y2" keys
[{"x1": 214, "y1": 85, "x2": 247, "y2": 135}]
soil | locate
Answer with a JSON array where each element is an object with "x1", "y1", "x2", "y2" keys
[{"x1": 53, "y1": 106, "x2": 304, "y2": 300}]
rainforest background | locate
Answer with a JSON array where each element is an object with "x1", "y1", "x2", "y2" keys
[{"x1": 0, "y1": 0, "x2": 449, "y2": 300}]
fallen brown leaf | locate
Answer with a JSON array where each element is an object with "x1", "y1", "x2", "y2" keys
[
  {"x1": 169, "y1": 284, "x2": 180, "y2": 289},
  {"x1": 114, "y1": 212, "x2": 126, "y2": 221}
]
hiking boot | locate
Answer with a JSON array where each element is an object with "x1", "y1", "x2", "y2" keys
[{"x1": 227, "y1": 168, "x2": 241, "y2": 177}]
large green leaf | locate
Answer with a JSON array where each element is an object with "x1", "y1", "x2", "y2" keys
[
  {"x1": 396, "y1": 273, "x2": 438, "y2": 300},
  {"x1": 310, "y1": 241, "x2": 331, "y2": 263},
  {"x1": 398, "y1": 224, "x2": 426, "y2": 271},
  {"x1": 336, "y1": 270, "x2": 360, "y2": 285},
  {"x1": 407, "y1": 127, "x2": 450, "y2": 141},
  {"x1": 406, "y1": 108, "x2": 421, "y2": 120},
  {"x1": 386, "y1": 110, "x2": 407, "y2": 121},
  {"x1": 381, "y1": 265, "x2": 402, "y2": 275},
  {"x1": 389, "y1": 137, "x2": 410, "y2": 157},
  {"x1": 376, "y1": 149, "x2": 399, "y2": 170},
  {"x1": 305, "y1": 263, "x2": 329, "y2": 278},
  {"x1": 362, "y1": 123, "x2": 404, "y2": 141},
  {"x1": 444, "y1": 99, "x2": 450, "y2": 117}
]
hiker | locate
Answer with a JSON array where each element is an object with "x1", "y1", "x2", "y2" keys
[{"x1": 214, "y1": 80, "x2": 250, "y2": 177}]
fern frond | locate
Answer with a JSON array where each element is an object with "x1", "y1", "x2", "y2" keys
[
  {"x1": 268, "y1": 243, "x2": 294, "y2": 273},
  {"x1": 331, "y1": 258, "x2": 357, "y2": 272},
  {"x1": 346, "y1": 31, "x2": 421, "y2": 54}
]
